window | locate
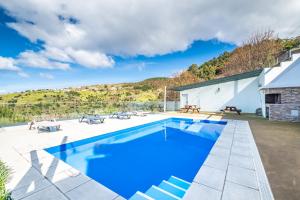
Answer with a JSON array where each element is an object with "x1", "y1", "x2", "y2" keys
[{"x1": 265, "y1": 93, "x2": 281, "y2": 104}]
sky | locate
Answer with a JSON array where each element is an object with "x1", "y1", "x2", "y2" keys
[{"x1": 0, "y1": 0, "x2": 299, "y2": 94}]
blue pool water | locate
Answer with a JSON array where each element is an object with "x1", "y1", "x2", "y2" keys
[{"x1": 45, "y1": 118, "x2": 226, "y2": 198}]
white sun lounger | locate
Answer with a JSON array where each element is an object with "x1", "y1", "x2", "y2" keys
[
  {"x1": 110, "y1": 112, "x2": 131, "y2": 119},
  {"x1": 79, "y1": 114, "x2": 106, "y2": 124},
  {"x1": 36, "y1": 120, "x2": 61, "y2": 132},
  {"x1": 132, "y1": 110, "x2": 148, "y2": 117}
]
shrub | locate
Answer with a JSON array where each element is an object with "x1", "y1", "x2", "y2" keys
[{"x1": 0, "y1": 160, "x2": 10, "y2": 200}]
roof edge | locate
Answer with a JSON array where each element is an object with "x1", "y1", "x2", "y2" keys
[{"x1": 172, "y1": 69, "x2": 263, "y2": 91}]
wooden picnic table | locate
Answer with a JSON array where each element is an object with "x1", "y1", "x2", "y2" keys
[
  {"x1": 221, "y1": 106, "x2": 242, "y2": 115},
  {"x1": 180, "y1": 105, "x2": 200, "y2": 113}
]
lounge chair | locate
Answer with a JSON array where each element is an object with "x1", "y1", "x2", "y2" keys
[
  {"x1": 132, "y1": 110, "x2": 148, "y2": 117},
  {"x1": 79, "y1": 114, "x2": 106, "y2": 124},
  {"x1": 110, "y1": 112, "x2": 131, "y2": 119},
  {"x1": 36, "y1": 119, "x2": 61, "y2": 132}
]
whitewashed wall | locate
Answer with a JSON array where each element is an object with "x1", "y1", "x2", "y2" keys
[
  {"x1": 180, "y1": 76, "x2": 262, "y2": 113},
  {"x1": 265, "y1": 58, "x2": 300, "y2": 88}
]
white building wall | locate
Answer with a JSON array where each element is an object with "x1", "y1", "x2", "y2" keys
[
  {"x1": 261, "y1": 54, "x2": 300, "y2": 87},
  {"x1": 264, "y1": 58, "x2": 300, "y2": 88},
  {"x1": 180, "y1": 76, "x2": 262, "y2": 113}
]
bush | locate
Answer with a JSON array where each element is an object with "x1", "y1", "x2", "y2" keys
[
  {"x1": 0, "y1": 160, "x2": 10, "y2": 200},
  {"x1": 133, "y1": 85, "x2": 153, "y2": 91}
]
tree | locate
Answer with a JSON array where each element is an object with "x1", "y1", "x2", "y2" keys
[
  {"x1": 187, "y1": 64, "x2": 199, "y2": 75},
  {"x1": 166, "y1": 71, "x2": 200, "y2": 101},
  {"x1": 188, "y1": 52, "x2": 231, "y2": 80},
  {"x1": 281, "y1": 37, "x2": 300, "y2": 50},
  {"x1": 224, "y1": 30, "x2": 283, "y2": 75},
  {"x1": 171, "y1": 71, "x2": 200, "y2": 87}
]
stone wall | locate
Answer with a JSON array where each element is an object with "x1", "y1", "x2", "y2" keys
[
  {"x1": 268, "y1": 104, "x2": 300, "y2": 122},
  {"x1": 265, "y1": 87, "x2": 300, "y2": 122}
]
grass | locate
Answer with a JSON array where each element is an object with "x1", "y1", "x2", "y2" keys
[{"x1": 0, "y1": 160, "x2": 10, "y2": 200}]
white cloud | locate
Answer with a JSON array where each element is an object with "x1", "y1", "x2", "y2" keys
[
  {"x1": 42, "y1": 46, "x2": 72, "y2": 62},
  {"x1": 0, "y1": 56, "x2": 20, "y2": 71},
  {"x1": 0, "y1": 56, "x2": 30, "y2": 78},
  {"x1": 66, "y1": 48, "x2": 114, "y2": 68},
  {"x1": 17, "y1": 50, "x2": 71, "y2": 70},
  {"x1": 16, "y1": 47, "x2": 113, "y2": 69},
  {"x1": 121, "y1": 61, "x2": 154, "y2": 72},
  {"x1": 0, "y1": 0, "x2": 299, "y2": 66},
  {"x1": 39, "y1": 72, "x2": 54, "y2": 79},
  {"x1": 17, "y1": 72, "x2": 30, "y2": 78}
]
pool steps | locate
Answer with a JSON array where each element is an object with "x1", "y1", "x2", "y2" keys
[
  {"x1": 129, "y1": 191, "x2": 154, "y2": 200},
  {"x1": 129, "y1": 176, "x2": 191, "y2": 200}
]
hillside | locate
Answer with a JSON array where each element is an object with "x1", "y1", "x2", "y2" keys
[
  {"x1": 0, "y1": 82, "x2": 159, "y2": 122},
  {"x1": 188, "y1": 31, "x2": 300, "y2": 80},
  {"x1": 0, "y1": 74, "x2": 198, "y2": 124}
]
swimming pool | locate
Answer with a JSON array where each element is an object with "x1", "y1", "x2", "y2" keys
[{"x1": 45, "y1": 118, "x2": 226, "y2": 199}]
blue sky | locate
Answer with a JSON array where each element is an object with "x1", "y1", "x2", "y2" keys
[
  {"x1": 0, "y1": 0, "x2": 298, "y2": 93},
  {"x1": 0, "y1": 8, "x2": 235, "y2": 93}
]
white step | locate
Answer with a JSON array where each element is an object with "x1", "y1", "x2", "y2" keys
[
  {"x1": 129, "y1": 191, "x2": 154, "y2": 200},
  {"x1": 158, "y1": 180, "x2": 186, "y2": 198},
  {"x1": 168, "y1": 176, "x2": 191, "y2": 190},
  {"x1": 146, "y1": 185, "x2": 181, "y2": 200}
]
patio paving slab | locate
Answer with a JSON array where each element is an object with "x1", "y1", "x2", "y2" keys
[
  {"x1": 203, "y1": 154, "x2": 229, "y2": 171},
  {"x1": 231, "y1": 145, "x2": 252, "y2": 157},
  {"x1": 6, "y1": 165, "x2": 45, "y2": 191},
  {"x1": 209, "y1": 146, "x2": 231, "y2": 158},
  {"x1": 11, "y1": 178, "x2": 52, "y2": 200},
  {"x1": 226, "y1": 165, "x2": 258, "y2": 189},
  {"x1": 65, "y1": 180, "x2": 119, "y2": 200},
  {"x1": 222, "y1": 181, "x2": 260, "y2": 200},
  {"x1": 233, "y1": 141, "x2": 251, "y2": 148},
  {"x1": 20, "y1": 149, "x2": 53, "y2": 162},
  {"x1": 194, "y1": 165, "x2": 226, "y2": 191},
  {"x1": 51, "y1": 170, "x2": 91, "y2": 193},
  {"x1": 21, "y1": 185, "x2": 68, "y2": 200},
  {"x1": 229, "y1": 154, "x2": 255, "y2": 170},
  {"x1": 183, "y1": 183, "x2": 222, "y2": 200},
  {"x1": 215, "y1": 138, "x2": 233, "y2": 149}
]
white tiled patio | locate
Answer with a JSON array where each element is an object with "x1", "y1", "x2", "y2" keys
[{"x1": 0, "y1": 114, "x2": 274, "y2": 200}]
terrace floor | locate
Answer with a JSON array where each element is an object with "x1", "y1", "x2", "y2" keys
[{"x1": 0, "y1": 113, "x2": 275, "y2": 200}]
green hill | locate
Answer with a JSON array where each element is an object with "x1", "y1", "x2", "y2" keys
[{"x1": 0, "y1": 75, "x2": 196, "y2": 125}]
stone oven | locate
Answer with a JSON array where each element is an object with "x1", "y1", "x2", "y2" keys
[{"x1": 264, "y1": 87, "x2": 300, "y2": 122}]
